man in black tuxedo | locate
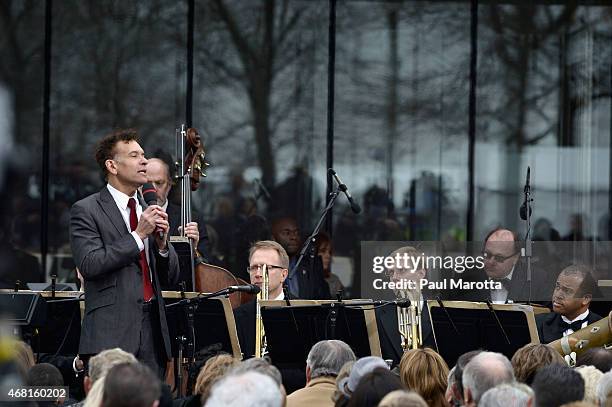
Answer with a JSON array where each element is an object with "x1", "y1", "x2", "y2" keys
[
  {"x1": 70, "y1": 130, "x2": 179, "y2": 377},
  {"x1": 146, "y1": 158, "x2": 209, "y2": 262},
  {"x1": 271, "y1": 217, "x2": 330, "y2": 300},
  {"x1": 536, "y1": 264, "x2": 602, "y2": 344},
  {"x1": 234, "y1": 240, "x2": 290, "y2": 358},
  {"x1": 462, "y1": 227, "x2": 553, "y2": 303}
]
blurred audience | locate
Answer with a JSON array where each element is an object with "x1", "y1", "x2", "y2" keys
[
  {"x1": 100, "y1": 362, "x2": 161, "y2": 407},
  {"x1": 398, "y1": 348, "x2": 449, "y2": 407},
  {"x1": 287, "y1": 340, "x2": 356, "y2": 407},
  {"x1": 377, "y1": 390, "x2": 428, "y2": 407},
  {"x1": 511, "y1": 343, "x2": 565, "y2": 385},
  {"x1": 192, "y1": 354, "x2": 238, "y2": 406},
  {"x1": 462, "y1": 351, "x2": 515, "y2": 407},
  {"x1": 575, "y1": 365, "x2": 603, "y2": 405},
  {"x1": 596, "y1": 371, "x2": 612, "y2": 407},
  {"x1": 531, "y1": 364, "x2": 584, "y2": 407},
  {"x1": 478, "y1": 382, "x2": 533, "y2": 407},
  {"x1": 204, "y1": 371, "x2": 283, "y2": 407},
  {"x1": 345, "y1": 368, "x2": 403, "y2": 407},
  {"x1": 576, "y1": 348, "x2": 612, "y2": 373}
]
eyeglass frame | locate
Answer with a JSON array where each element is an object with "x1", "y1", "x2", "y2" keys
[{"x1": 246, "y1": 264, "x2": 287, "y2": 274}]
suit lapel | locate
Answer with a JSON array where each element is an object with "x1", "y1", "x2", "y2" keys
[
  {"x1": 97, "y1": 187, "x2": 130, "y2": 236},
  {"x1": 543, "y1": 313, "x2": 564, "y2": 343}
]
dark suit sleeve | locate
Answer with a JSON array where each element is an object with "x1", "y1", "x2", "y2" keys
[
  {"x1": 153, "y1": 243, "x2": 180, "y2": 288},
  {"x1": 70, "y1": 201, "x2": 140, "y2": 280}
]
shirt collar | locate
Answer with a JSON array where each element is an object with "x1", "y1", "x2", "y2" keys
[
  {"x1": 107, "y1": 183, "x2": 138, "y2": 210},
  {"x1": 561, "y1": 309, "x2": 590, "y2": 324},
  {"x1": 272, "y1": 291, "x2": 285, "y2": 301},
  {"x1": 161, "y1": 200, "x2": 168, "y2": 212}
]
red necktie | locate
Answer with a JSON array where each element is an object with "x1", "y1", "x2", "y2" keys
[{"x1": 128, "y1": 198, "x2": 154, "y2": 301}]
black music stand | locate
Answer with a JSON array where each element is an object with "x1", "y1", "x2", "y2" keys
[
  {"x1": 34, "y1": 297, "x2": 82, "y2": 355},
  {"x1": 428, "y1": 300, "x2": 539, "y2": 367},
  {"x1": 164, "y1": 296, "x2": 239, "y2": 359},
  {"x1": 260, "y1": 301, "x2": 381, "y2": 371},
  {"x1": 0, "y1": 292, "x2": 47, "y2": 327}
]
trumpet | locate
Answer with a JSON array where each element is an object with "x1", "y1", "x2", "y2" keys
[
  {"x1": 255, "y1": 265, "x2": 269, "y2": 358},
  {"x1": 550, "y1": 315, "x2": 611, "y2": 357}
]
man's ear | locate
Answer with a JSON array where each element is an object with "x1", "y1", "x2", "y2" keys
[
  {"x1": 151, "y1": 401, "x2": 159, "y2": 407},
  {"x1": 83, "y1": 376, "x2": 92, "y2": 394},
  {"x1": 464, "y1": 388, "x2": 473, "y2": 406},
  {"x1": 305, "y1": 366, "x2": 311, "y2": 383},
  {"x1": 582, "y1": 294, "x2": 592, "y2": 307},
  {"x1": 105, "y1": 159, "x2": 117, "y2": 176}
]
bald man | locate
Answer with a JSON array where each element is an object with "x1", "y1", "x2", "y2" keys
[
  {"x1": 146, "y1": 158, "x2": 210, "y2": 266},
  {"x1": 461, "y1": 227, "x2": 553, "y2": 303}
]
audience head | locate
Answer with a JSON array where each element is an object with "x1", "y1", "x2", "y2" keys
[
  {"x1": 462, "y1": 351, "x2": 515, "y2": 407},
  {"x1": 194, "y1": 354, "x2": 238, "y2": 405},
  {"x1": 531, "y1": 364, "x2": 584, "y2": 407},
  {"x1": 453, "y1": 350, "x2": 482, "y2": 405},
  {"x1": 576, "y1": 348, "x2": 612, "y2": 373},
  {"x1": 483, "y1": 228, "x2": 520, "y2": 279},
  {"x1": 231, "y1": 357, "x2": 285, "y2": 403},
  {"x1": 101, "y1": 362, "x2": 161, "y2": 407},
  {"x1": 378, "y1": 390, "x2": 428, "y2": 407},
  {"x1": 12, "y1": 340, "x2": 35, "y2": 380},
  {"x1": 333, "y1": 360, "x2": 355, "y2": 404},
  {"x1": 575, "y1": 365, "x2": 603, "y2": 405},
  {"x1": 511, "y1": 343, "x2": 565, "y2": 384},
  {"x1": 552, "y1": 264, "x2": 598, "y2": 320},
  {"x1": 306, "y1": 340, "x2": 356, "y2": 383},
  {"x1": 399, "y1": 348, "x2": 449, "y2": 407},
  {"x1": 346, "y1": 368, "x2": 404, "y2": 407},
  {"x1": 479, "y1": 382, "x2": 533, "y2": 407},
  {"x1": 26, "y1": 363, "x2": 63, "y2": 387},
  {"x1": 86, "y1": 347, "x2": 138, "y2": 394},
  {"x1": 446, "y1": 366, "x2": 459, "y2": 407},
  {"x1": 248, "y1": 240, "x2": 289, "y2": 298},
  {"x1": 314, "y1": 232, "x2": 333, "y2": 273},
  {"x1": 205, "y1": 371, "x2": 282, "y2": 407},
  {"x1": 596, "y1": 371, "x2": 612, "y2": 407},
  {"x1": 338, "y1": 356, "x2": 389, "y2": 397},
  {"x1": 271, "y1": 217, "x2": 301, "y2": 256}
]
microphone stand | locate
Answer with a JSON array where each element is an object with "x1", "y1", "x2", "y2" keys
[
  {"x1": 522, "y1": 172, "x2": 533, "y2": 304},
  {"x1": 165, "y1": 287, "x2": 236, "y2": 397},
  {"x1": 291, "y1": 185, "x2": 342, "y2": 282}
]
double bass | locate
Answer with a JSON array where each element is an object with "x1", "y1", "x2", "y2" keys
[{"x1": 174, "y1": 125, "x2": 255, "y2": 307}]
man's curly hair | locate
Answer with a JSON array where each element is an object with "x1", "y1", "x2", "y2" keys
[{"x1": 94, "y1": 129, "x2": 140, "y2": 178}]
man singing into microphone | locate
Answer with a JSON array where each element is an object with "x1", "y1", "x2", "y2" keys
[{"x1": 70, "y1": 129, "x2": 179, "y2": 377}]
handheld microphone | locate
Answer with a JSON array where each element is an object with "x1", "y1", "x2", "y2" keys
[
  {"x1": 142, "y1": 182, "x2": 164, "y2": 240},
  {"x1": 328, "y1": 168, "x2": 361, "y2": 214},
  {"x1": 227, "y1": 284, "x2": 261, "y2": 294}
]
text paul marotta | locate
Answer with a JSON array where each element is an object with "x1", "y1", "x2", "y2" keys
[{"x1": 370, "y1": 253, "x2": 502, "y2": 290}]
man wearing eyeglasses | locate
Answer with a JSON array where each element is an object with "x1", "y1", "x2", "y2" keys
[
  {"x1": 536, "y1": 264, "x2": 602, "y2": 344},
  {"x1": 464, "y1": 227, "x2": 552, "y2": 304},
  {"x1": 234, "y1": 240, "x2": 290, "y2": 358}
]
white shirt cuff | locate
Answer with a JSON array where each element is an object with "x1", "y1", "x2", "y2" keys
[{"x1": 131, "y1": 231, "x2": 144, "y2": 251}]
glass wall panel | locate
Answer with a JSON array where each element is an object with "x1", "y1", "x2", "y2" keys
[
  {"x1": 192, "y1": 0, "x2": 328, "y2": 280},
  {"x1": 49, "y1": 0, "x2": 187, "y2": 284},
  {"x1": 475, "y1": 3, "x2": 612, "y2": 281},
  {"x1": 0, "y1": 1, "x2": 45, "y2": 288},
  {"x1": 334, "y1": 1, "x2": 471, "y2": 297}
]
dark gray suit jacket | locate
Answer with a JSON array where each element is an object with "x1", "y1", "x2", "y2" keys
[{"x1": 70, "y1": 187, "x2": 179, "y2": 358}]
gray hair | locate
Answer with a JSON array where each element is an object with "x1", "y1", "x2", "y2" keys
[
  {"x1": 596, "y1": 370, "x2": 612, "y2": 407},
  {"x1": 88, "y1": 348, "x2": 137, "y2": 383},
  {"x1": 306, "y1": 340, "x2": 356, "y2": 379},
  {"x1": 479, "y1": 383, "x2": 533, "y2": 407},
  {"x1": 204, "y1": 371, "x2": 282, "y2": 407},
  {"x1": 378, "y1": 390, "x2": 428, "y2": 407},
  {"x1": 463, "y1": 352, "x2": 515, "y2": 404},
  {"x1": 231, "y1": 358, "x2": 282, "y2": 386}
]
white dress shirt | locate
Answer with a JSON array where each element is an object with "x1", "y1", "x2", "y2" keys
[
  {"x1": 490, "y1": 266, "x2": 515, "y2": 304},
  {"x1": 561, "y1": 309, "x2": 590, "y2": 336}
]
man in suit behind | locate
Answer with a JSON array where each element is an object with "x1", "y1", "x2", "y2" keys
[
  {"x1": 234, "y1": 240, "x2": 290, "y2": 358},
  {"x1": 271, "y1": 217, "x2": 330, "y2": 300},
  {"x1": 462, "y1": 227, "x2": 553, "y2": 304},
  {"x1": 146, "y1": 157, "x2": 209, "y2": 262},
  {"x1": 536, "y1": 264, "x2": 602, "y2": 344},
  {"x1": 70, "y1": 129, "x2": 179, "y2": 377}
]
